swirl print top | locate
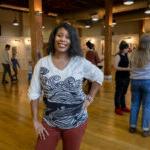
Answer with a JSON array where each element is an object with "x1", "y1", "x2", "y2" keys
[{"x1": 28, "y1": 55, "x2": 103, "y2": 129}]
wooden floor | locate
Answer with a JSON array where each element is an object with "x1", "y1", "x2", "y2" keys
[{"x1": 0, "y1": 71, "x2": 150, "y2": 150}]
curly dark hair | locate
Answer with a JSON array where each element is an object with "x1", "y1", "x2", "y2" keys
[{"x1": 47, "y1": 22, "x2": 83, "y2": 57}]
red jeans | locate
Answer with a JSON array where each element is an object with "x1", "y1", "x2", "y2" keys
[{"x1": 35, "y1": 120, "x2": 87, "y2": 150}]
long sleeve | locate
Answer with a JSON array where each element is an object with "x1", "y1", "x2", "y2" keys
[
  {"x1": 28, "y1": 60, "x2": 42, "y2": 101},
  {"x1": 1, "y1": 50, "x2": 10, "y2": 64},
  {"x1": 82, "y1": 58, "x2": 104, "y2": 85}
]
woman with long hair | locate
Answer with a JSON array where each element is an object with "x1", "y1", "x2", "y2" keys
[
  {"x1": 129, "y1": 35, "x2": 150, "y2": 137},
  {"x1": 28, "y1": 23, "x2": 103, "y2": 150}
]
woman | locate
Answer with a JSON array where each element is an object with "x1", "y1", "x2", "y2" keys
[
  {"x1": 129, "y1": 35, "x2": 150, "y2": 137},
  {"x1": 28, "y1": 23, "x2": 104, "y2": 150},
  {"x1": 114, "y1": 41, "x2": 130, "y2": 115},
  {"x1": 85, "y1": 41, "x2": 103, "y2": 92},
  {"x1": 85, "y1": 41, "x2": 101, "y2": 66}
]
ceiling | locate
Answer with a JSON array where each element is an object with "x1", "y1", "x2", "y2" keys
[{"x1": 0, "y1": 0, "x2": 150, "y2": 26}]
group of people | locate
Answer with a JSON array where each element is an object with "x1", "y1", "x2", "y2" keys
[
  {"x1": 114, "y1": 36, "x2": 150, "y2": 137},
  {"x1": 27, "y1": 22, "x2": 150, "y2": 150},
  {"x1": 1, "y1": 44, "x2": 20, "y2": 84},
  {"x1": 0, "y1": 21, "x2": 146, "y2": 150},
  {"x1": 1, "y1": 44, "x2": 33, "y2": 84}
]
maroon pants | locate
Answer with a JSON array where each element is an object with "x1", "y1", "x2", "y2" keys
[{"x1": 35, "y1": 120, "x2": 87, "y2": 150}]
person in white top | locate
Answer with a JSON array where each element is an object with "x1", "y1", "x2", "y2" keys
[
  {"x1": 1, "y1": 44, "x2": 13, "y2": 84},
  {"x1": 28, "y1": 23, "x2": 104, "y2": 150}
]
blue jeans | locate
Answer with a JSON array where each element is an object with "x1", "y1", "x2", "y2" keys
[{"x1": 130, "y1": 79, "x2": 150, "y2": 131}]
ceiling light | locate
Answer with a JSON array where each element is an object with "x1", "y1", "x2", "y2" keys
[
  {"x1": 145, "y1": 9, "x2": 150, "y2": 14},
  {"x1": 42, "y1": 26, "x2": 45, "y2": 29},
  {"x1": 48, "y1": 12, "x2": 58, "y2": 17},
  {"x1": 145, "y1": 4, "x2": 150, "y2": 14},
  {"x1": 91, "y1": 14, "x2": 99, "y2": 21},
  {"x1": 123, "y1": 0, "x2": 134, "y2": 5},
  {"x1": 85, "y1": 25, "x2": 91, "y2": 28},
  {"x1": 12, "y1": 18, "x2": 19, "y2": 26}
]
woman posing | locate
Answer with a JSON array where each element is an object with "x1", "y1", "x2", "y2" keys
[{"x1": 28, "y1": 23, "x2": 103, "y2": 150}]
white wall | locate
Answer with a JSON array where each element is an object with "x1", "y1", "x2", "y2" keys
[{"x1": 113, "y1": 21, "x2": 139, "y2": 35}]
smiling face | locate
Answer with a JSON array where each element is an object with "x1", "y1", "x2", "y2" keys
[{"x1": 54, "y1": 27, "x2": 71, "y2": 54}]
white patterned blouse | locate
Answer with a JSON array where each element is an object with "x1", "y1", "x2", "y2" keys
[{"x1": 28, "y1": 54, "x2": 103, "y2": 129}]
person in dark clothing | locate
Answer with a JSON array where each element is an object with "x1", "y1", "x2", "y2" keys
[
  {"x1": 114, "y1": 41, "x2": 131, "y2": 115},
  {"x1": 85, "y1": 41, "x2": 101, "y2": 66},
  {"x1": 11, "y1": 53, "x2": 20, "y2": 80},
  {"x1": 85, "y1": 41, "x2": 103, "y2": 92}
]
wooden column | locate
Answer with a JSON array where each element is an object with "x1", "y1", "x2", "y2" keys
[
  {"x1": 29, "y1": 0, "x2": 43, "y2": 65},
  {"x1": 104, "y1": 0, "x2": 112, "y2": 79},
  {"x1": 18, "y1": 12, "x2": 23, "y2": 36},
  {"x1": 139, "y1": 20, "x2": 145, "y2": 39},
  {"x1": 77, "y1": 27, "x2": 82, "y2": 38}
]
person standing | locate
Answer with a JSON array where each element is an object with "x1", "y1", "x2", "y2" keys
[
  {"x1": 114, "y1": 41, "x2": 130, "y2": 115},
  {"x1": 28, "y1": 23, "x2": 103, "y2": 150},
  {"x1": 1, "y1": 44, "x2": 13, "y2": 84},
  {"x1": 129, "y1": 35, "x2": 150, "y2": 137},
  {"x1": 11, "y1": 53, "x2": 20, "y2": 80},
  {"x1": 85, "y1": 41, "x2": 103, "y2": 92},
  {"x1": 85, "y1": 41, "x2": 102, "y2": 67}
]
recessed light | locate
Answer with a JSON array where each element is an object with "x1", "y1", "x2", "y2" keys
[
  {"x1": 123, "y1": 0, "x2": 134, "y2": 5},
  {"x1": 145, "y1": 9, "x2": 150, "y2": 14},
  {"x1": 85, "y1": 25, "x2": 91, "y2": 28}
]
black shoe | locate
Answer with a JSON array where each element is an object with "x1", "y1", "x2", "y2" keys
[
  {"x1": 129, "y1": 127, "x2": 136, "y2": 133},
  {"x1": 142, "y1": 131, "x2": 150, "y2": 137},
  {"x1": 2, "y1": 80, "x2": 9, "y2": 84},
  {"x1": 11, "y1": 78, "x2": 16, "y2": 82}
]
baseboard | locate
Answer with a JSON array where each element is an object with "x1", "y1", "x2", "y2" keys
[{"x1": 104, "y1": 75, "x2": 112, "y2": 80}]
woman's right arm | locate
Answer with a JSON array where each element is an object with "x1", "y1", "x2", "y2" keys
[{"x1": 28, "y1": 59, "x2": 49, "y2": 140}]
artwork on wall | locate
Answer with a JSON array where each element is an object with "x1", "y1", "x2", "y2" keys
[
  {"x1": 100, "y1": 39, "x2": 115, "y2": 55},
  {"x1": 100, "y1": 40, "x2": 105, "y2": 55},
  {"x1": 128, "y1": 43, "x2": 137, "y2": 53}
]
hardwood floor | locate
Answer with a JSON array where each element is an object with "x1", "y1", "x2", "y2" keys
[{"x1": 0, "y1": 71, "x2": 150, "y2": 150}]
